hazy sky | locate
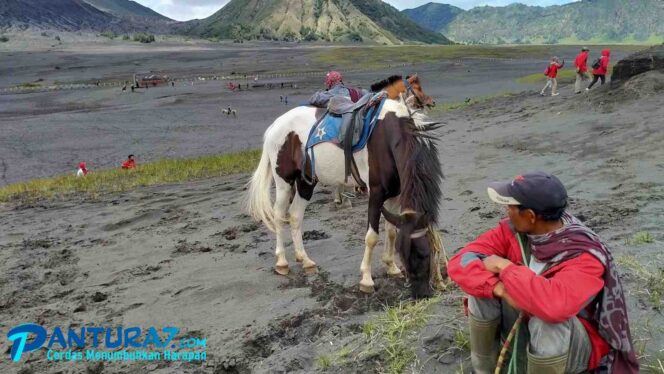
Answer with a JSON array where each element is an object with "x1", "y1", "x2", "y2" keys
[{"x1": 135, "y1": 0, "x2": 577, "y2": 22}]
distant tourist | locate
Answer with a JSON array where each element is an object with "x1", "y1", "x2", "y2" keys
[
  {"x1": 76, "y1": 162, "x2": 88, "y2": 177},
  {"x1": 540, "y1": 57, "x2": 565, "y2": 97},
  {"x1": 574, "y1": 47, "x2": 590, "y2": 94},
  {"x1": 284, "y1": 96, "x2": 288, "y2": 105},
  {"x1": 121, "y1": 154, "x2": 136, "y2": 169},
  {"x1": 280, "y1": 95, "x2": 283, "y2": 102},
  {"x1": 171, "y1": 81, "x2": 175, "y2": 87},
  {"x1": 587, "y1": 49, "x2": 611, "y2": 91}
]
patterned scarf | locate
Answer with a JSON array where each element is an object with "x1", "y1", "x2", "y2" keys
[{"x1": 528, "y1": 213, "x2": 639, "y2": 374}]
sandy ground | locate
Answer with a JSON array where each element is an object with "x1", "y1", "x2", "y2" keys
[
  {"x1": 0, "y1": 39, "x2": 638, "y2": 185},
  {"x1": 1, "y1": 64, "x2": 663, "y2": 373},
  {"x1": 1, "y1": 38, "x2": 662, "y2": 373}
]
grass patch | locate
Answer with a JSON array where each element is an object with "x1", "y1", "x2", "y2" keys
[
  {"x1": 616, "y1": 255, "x2": 664, "y2": 310},
  {"x1": 363, "y1": 297, "x2": 440, "y2": 374},
  {"x1": 315, "y1": 346, "x2": 354, "y2": 370},
  {"x1": 0, "y1": 149, "x2": 261, "y2": 203},
  {"x1": 642, "y1": 359, "x2": 664, "y2": 373},
  {"x1": 316, "y1": 354, "x2": 332, "y2": 369},
  {"x1": 633, "y1": 316, "x2": 664, "y2": 374},
  {"x1": 627, "y1": 231, "x2": 655, "y2": 246},
  {"x1": 100, "y1": 31, "x2": 117, "y2": 39},
  {"x1": 14, "y1": 82, "x2": 42, "y2": 89},
  {"x1": 453, "y1": 329, "x2": 470, "y2": 352}
]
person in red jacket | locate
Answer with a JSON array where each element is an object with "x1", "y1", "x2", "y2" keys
[
  {"x1": 76, "y1": 162, "x2": 88, "y2": 177},
  {"x1": 448, "y1": 172, "x2": 638, "y2": 374},
  {"x1": 574, "y1": 47, "x2": 590, "y2": 94},
  {"x1": 540, "y1": 57, "x2": 565, "y2": 97},
  {"x1": 121, "y1": 154, "x2": 136, "y2": 169},
  {"x1": 587, "y1": 49, "x2": 611, "y2": 90}
]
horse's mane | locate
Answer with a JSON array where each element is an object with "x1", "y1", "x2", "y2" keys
[
  {"x1": 370, "y1": 75, "x2": 403, "y2": 93},
  {"x1": 397, "y1": 117, "x2": 444, "y2": 224}
]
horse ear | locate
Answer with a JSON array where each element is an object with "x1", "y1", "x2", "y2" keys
[
  {"x1": 383, "y1": 208, "x2": 425, "y2": 227},
  {"x1": 381, "y1": 207, "x2": 405, "y2": 227},
  {"x1": 401, "y1": 210, "x2": 424, "y2": 226}
]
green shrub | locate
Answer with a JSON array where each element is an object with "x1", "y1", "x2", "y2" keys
[
  {"x1": 100, "y1": 31, "x2": 116, "y2": 39},
  {"x1": 0, "y1": 36, "x2": 8, "y2": 43},
  {"x1": 122, "y1": 34, "x2": 130, "y2": 40},
  {"x1": 133, "y1": 33, "x2": 156, "y2": 43},
  {"x1": 628, "y1": 231, "x2": 655, "y2": 245}
]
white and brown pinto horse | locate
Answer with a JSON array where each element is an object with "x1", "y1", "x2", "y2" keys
[{"x1": 247, "y1": 75, "x2": 444, "y2": 298}]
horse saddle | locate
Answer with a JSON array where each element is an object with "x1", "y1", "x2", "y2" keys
[{"x1": 304, "y1": 93, "x2": 386, "y2": 187}]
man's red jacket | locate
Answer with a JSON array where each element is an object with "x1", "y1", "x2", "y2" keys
[
  {"x1": 592, "y1": 49, "x2": 611, "y2": 76},
  {"x1": 448, "y1": 219, "x2": 610, "y2": 370},
  {"x1": 575, "y1": 51, "x2": 589, "y2": 73}
]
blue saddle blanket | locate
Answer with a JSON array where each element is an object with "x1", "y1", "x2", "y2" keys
[{"x1": 305, "y1": 98, "x2": 385, "y2": 152}]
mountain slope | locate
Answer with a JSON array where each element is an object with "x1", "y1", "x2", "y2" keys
[
  {"x1": 346, "y1": 0, "x2": 450, "y2": 44},
  {"x1": 402, "y1": 2, "x2": 463, "y2": 33},
  {"x1": 0, "y1": 0, "x2": 171, "y2": 32},
  {"x1": 179, "y1": 0, "x2": 450, "y2": 44},
  {"x1": 0, "y1": 0, "x2": 117, "y2": 30},
  {"x1": 83, "y1": 0, "x2": 171, "y2": 20},
  {"x1": 443, "y1": 0, "x2": 664, "y2": 44}
]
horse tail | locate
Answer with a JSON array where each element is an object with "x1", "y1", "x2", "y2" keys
[{"x1": 247, "y1": 145, "x2": 277, "y2": 232}]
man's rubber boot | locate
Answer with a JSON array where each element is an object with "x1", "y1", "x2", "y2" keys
[
  {"x1": 469, "y1": 315, "x2": 500, "y2": 374},
  {"x1": 527, "y1": 349, "x2": 568, "y2": 374}
]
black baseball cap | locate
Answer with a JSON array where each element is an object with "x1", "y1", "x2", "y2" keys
[{"x1": 487, "y1": 172, "x2": 568, "y2": 213}]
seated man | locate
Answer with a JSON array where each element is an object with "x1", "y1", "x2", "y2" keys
[
  {"x1": 448, "y1": 172, "x2": 638, "y2": 374},
  {"x1": 121, "y1": 154, "x2": 136, "y2": 169},
  {"x1": 308, "y1": 71, "x2": 367, "y2": 107}
]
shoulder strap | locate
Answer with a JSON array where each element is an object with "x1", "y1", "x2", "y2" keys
[{"x1": 516, "y1": 232, "x2": 531, "y2": 266}]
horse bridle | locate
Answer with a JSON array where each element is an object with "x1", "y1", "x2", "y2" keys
[{"x1": 402, "y1": 78, "x2": 425, "y2": 117}]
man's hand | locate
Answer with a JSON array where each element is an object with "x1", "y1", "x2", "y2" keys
[
  {"x1": 482, "y1": 255, "x2": 513, "y2": 274},
  {"x1": 493, "y1": 281, "x2": 519, "y2": 309}
]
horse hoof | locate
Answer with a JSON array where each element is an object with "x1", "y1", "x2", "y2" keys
[
  {"x1": 275, "y1": 265, "x2": 290, "y2": 276},
  {"x1": 387, "y1": 271, "x2": 404, "y2": 279},
  {"x1": 304, "y1": 265, "x2": 318, "y2": 275},
  {"x1": 359, "y1": 283, "x2": 375, "y2": 294}
]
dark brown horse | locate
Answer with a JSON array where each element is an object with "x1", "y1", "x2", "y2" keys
[
  {"x1": 362, "y1": 99, "x2": 444, "y2": 298},
  {"x1": 247, "y1": 74, "x2": 444, "y2": 298}
]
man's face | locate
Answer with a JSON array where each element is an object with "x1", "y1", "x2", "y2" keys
[{"x1": 506, "y1": 205, "x2": 536, "y2": 233}]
